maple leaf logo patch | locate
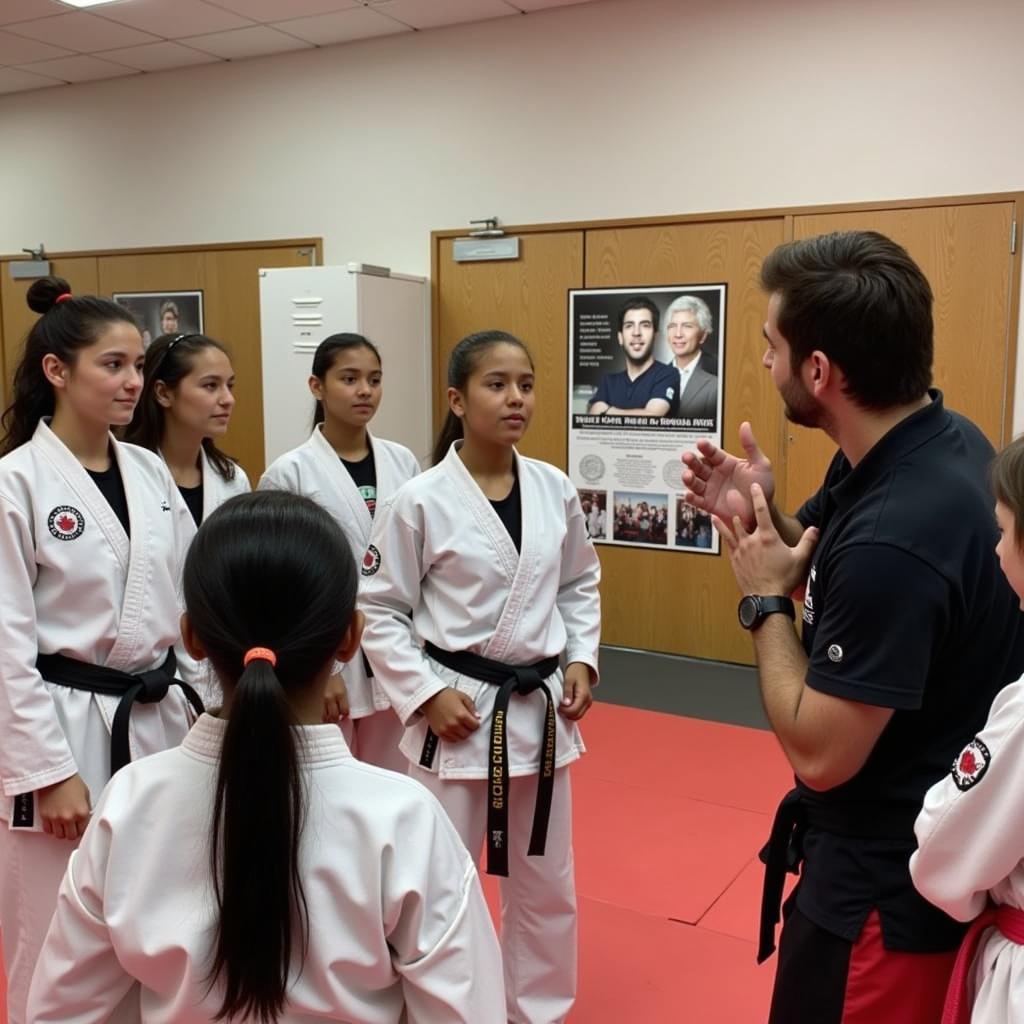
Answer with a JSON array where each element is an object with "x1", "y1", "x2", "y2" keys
[
  {"x1": 47, "y1": 505, "x2": 85, "y2": 541},
  {"x1": 951, "y1": 737, "x2": 991, "y2": 791}
]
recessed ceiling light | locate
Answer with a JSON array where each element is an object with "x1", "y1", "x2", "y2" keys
[{"x1": 60, "y1": 0, "x2": 128, "y2": 8}]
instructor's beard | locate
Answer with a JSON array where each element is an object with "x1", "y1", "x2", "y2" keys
[{"x1": 780, "y1": 376, "x2": 826, "y2": 430}]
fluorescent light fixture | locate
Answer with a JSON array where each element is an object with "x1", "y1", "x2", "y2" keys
[{"x1": 60, "y1": 1, "x2": 127, "y2": 8}]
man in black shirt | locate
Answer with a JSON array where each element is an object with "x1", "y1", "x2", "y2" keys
[{"x1": 682, "y1": 231, "x2": 1024, "y2": 1024}]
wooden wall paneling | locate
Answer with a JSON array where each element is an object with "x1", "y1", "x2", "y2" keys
[
  {"x1": 784, "y1": 203, "x2": 1017, "y2": 508},
  {"x1": 584, "y1": 218, "x2": 787, "y2": 663},
  {"x1": 435, "y1": 233, "x2": 584, "y2": 467},
  {"x1": 1, "y1": 257, "x2": 100, "y2": 410},
  {"x1": 201, "y1": 245, "x2": 313, "y2": 483}
]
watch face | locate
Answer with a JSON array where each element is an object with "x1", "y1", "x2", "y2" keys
[{"x1": 738, "y1": 595, "x2": 760, "y2": 630}]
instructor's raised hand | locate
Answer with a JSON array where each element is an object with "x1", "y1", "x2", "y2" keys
[{"x1": 681, "y1": 421, "x2": 775, "y2": 529}]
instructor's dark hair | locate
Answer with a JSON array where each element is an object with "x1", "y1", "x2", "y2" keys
[
  {"x1": 760, "y1": 230, "x2": 933, "y2": 410},
  {"x1": 992, "y1": 436, "x2": 1024, "y2": 550},
  {"x1": 310, "y1": 333, "x2": 382, "y2": 429},
  {"x1": 0, "y1": 276, "x2": 137, "y2": 456},
  {"x1": 124, "y1": 332, "x2": 239, "y2": 481},
  {"x1": 432, "y1": 329, "x2": 533, "y2": 466},
  {"x1": 183, "y1": 491, "x2": 358, "y2": 1023}
]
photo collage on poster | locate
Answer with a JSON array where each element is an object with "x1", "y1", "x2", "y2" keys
[
  {"x1": 112, "y1": 291, "x2": 204, "y2": 351},
  {"x1": 568, "y1": 284, "x2": 725, "y2": 554}
]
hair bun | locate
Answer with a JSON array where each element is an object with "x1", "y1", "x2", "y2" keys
[{"x1": 26, "y1": 276, "x2": 73, "y2": 315}]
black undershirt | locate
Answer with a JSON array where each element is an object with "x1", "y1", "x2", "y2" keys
[
  {"x1": 86, "y1": 458, "x2": 130, "y2": 537},
  {"x1": 340, "y1": 449, "x2": 377, "y2": 518},
  {"x1": 490, "y1": 476, "x2": 522, "y2": 552},
  {"x1": 178, "y1": 482, "x2": 204, "y2": 527}
]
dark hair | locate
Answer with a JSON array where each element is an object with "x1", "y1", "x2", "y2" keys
[
  {"x1": 617, "y1": 296, "x2": 660, "y2": 334},
  {"x1": 184, "y1": 491, "x2": 358, "y2": 1023},
  {"x1": 760, "y1": 231, "x2": 933, "y2": 410},
  {"x1": 432, "y1": 329, "x2": 533, "y2": 466},
  {"x1": 0, "y1": 276, "x2": 138, "y2": 456},
  {"x1": 124, "y1": 333, "x2": 239, "y2": 481},
  {"x1": 310, "y1": 333, "x2": 382, "y2": 429},
  {"x1": 992, "y1": 436, "x2": 1024, "y2": 549}
]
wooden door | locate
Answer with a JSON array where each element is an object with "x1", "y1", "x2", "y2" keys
[
  {"x1": 585, "y1": 218, "x2": 787, "y2": 662},
  {"x1": 783, "y1": 202, "x2": 1018, "y2": 508},
  {"x1": 435, "y1": 232, "x2": 584, "y2": 465},
  {"x1": 1, "y1": 257, "x2": 100, "y2": 409}
]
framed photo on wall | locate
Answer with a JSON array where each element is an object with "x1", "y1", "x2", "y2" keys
[{"x1": 112, "y1": 290, "x2": 204, "y2": 350}]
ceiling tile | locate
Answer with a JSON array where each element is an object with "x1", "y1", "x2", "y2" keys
[
  {"x1": 18, "y1": 53, "x2": 140, "y2": 81},
  {"x1": 5, "y1": 12, "x2": 161, "y2": 52},
  {"x1": 0, "y1": 65, "x2": 64, "y2": 93},
  {"x1": 206, "y1": 0, "x2": 361, "y2": 22},
  {"x1": 182, "y1": 24, "x2": 313, "y2": 58},
  {"x1": 376, "y1": 0, "x2": 516, "y2": 30},
  {"x1": 0, "y1": 0, "x2": 69, "y2": 28},
  {"x1": 274, "y1": 6, "x2": 411, "y2": 45},
  {"x1": 0, "y1": 29, "x2": 73, "y2": 63},
  {"x1": 96, "y1": 40, "x2": 222, "y2": 71},
  {"x1": 96, "y1": 0, "x2": 256, "y2": 39}
]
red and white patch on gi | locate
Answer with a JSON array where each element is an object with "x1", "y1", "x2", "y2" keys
[
  {"x1": 951, "y1": 737, "x2": 991, "y2": 791},
  {"x1": 361, "y1": 543, "x2": 381, "y2": 577},
  {"x1": 47, "y1": 505, "x2": 85, "y2": 541}
]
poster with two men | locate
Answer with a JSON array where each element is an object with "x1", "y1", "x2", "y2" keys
[{"x1": 568, "y1": 285, "x2": 726, "y2": 554}]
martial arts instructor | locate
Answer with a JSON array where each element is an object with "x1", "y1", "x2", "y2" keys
[{"x1": 683, "y1": 230, "x2": 1024, "y2": 1024}]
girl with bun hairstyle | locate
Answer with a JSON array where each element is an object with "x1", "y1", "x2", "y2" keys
[{"x1": 0, "y1": 277, "x2": 199, "y2": 1022}]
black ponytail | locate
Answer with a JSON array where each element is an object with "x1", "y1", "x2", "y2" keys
[
  {"x1": 183, "y1": 491, "x2": 358, "y2": 1022},
  {"x1": 431, "y1": 329, "x2": 533, "y2": 466},
  {"x1": 309, "y1": 333, "x2": 382, "y2": 430},
  {"x1": 0, "y1": 276, "x2": 137, "y2": 456},
  {"x1": 124, "y1": 332, "x2": 239, "y2": 481}
]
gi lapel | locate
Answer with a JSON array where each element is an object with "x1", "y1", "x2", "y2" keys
[{"x1": 310, "y1": 426, "x2": 373, "y2": 547}]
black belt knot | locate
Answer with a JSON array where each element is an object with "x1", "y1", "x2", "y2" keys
[
  {"x1": 421, "y1": 641, "x2": 560, "y2": 877},
  {"x1": 36, "y1": 649, "x2": 204, "y2": 777}
]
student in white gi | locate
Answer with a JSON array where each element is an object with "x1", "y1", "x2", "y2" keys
[
  {"x1": 124, "y1": 331, "x2": 250, "y2": 528},
  {"x1": 911, "y1": 434, "x2": 1024, "y2": 1023},
  {"x1": 360, "y1": 330, "x2": 602, "y2": 1024},
  {"x1": 0, "y1": 277, "x2": 198, "y2": 1024},
  {"x1": 260, "y1": 333, "x2": 418, "y2": 770},
  {"x1": 28, "y1": 490, "x2": 505, "y2": 1023}
]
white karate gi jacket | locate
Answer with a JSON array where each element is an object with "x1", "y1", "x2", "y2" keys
[
  {"x1": 359, "y1": 443, "x2": 602, "y2": 779},
  {"x1": 912, "y1": 675, "x2": 1024, "y2": 1021},
  {"x1": 0, "y1": 421, "x2": 196, "y2": 829},
  {"x1": 260, "y1": 427, "x2": 420, "y2": 717},
  {"x1": 27, "y1": 714, "x2": 505, "y2": 1023}
]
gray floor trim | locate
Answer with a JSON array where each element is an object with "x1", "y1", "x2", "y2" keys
[{"x1": 594, "y1": 645, "x2": 770, "y2": 730}]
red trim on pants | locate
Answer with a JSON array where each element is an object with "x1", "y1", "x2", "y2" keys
[{"x1": 841, "y1": 910, "x2": 957, "y2": 1024}]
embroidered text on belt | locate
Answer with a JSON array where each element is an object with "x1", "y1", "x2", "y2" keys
[
  {"x1": 36, "y1": 649, "x2": 205, "y2": 776},
  {"x1": 942, "y1": 904, "x2": 1024, "y2": 1024},
  {"x1": 420, "y1": 642, "x2": 560, "y2": 877}
]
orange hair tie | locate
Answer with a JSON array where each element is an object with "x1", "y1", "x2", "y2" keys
[
  {"x1": 54, "y1": 293, "x2": 73, "y2": 304},
  {"x1": 243, "y1": 647, "x2": 277, "y2": 667}
]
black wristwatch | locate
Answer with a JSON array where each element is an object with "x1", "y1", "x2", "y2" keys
[{"x1": 737, "y1": 595, "x2": 795, "y2": 631}]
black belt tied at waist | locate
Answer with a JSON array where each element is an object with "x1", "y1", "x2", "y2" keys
[
  {"x1": 420, "y1": 641, "x2": 561, "y2": 877},
  {"x1": 757, "y1": 786, "x2": 919, "y2": 963},
  {"x1": 36, "y1": 649, "x2": 204, "y2": 777}
]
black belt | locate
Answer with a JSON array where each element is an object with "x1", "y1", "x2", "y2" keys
[
  {"x1": 420, "y1": 642, "x2": 560, "y2": 877},
  {"x1": 757, "y1": 787, "x2": 919, "y2": 963},
  {"x1": 36, "y1": 649, "x2": 204, "y2": 776}
]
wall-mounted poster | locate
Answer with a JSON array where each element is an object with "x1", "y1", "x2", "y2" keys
[
  {"x1": 112, "y1": 291, "x2": 204, "y2": 350},
  {"x1": 568, "y1": 284, "x2": 726, "y2": 554}
]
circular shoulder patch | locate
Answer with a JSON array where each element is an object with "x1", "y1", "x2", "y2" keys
[
  {"x1": 48, "y1": 505, "x2": 85, "y2": 541},
  {"x1": 827, "y1": 643, "x2": 843, "y2": 663},
  {"x1": 361, "y1": 543, "x2": 381, "y2": 577},
  {"x1": 951, "y1": 737, "x2": 991, "y2": 791}
]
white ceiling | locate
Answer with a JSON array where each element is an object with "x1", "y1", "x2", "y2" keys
[{"x1": 0, "y1": 0, "x2": 599, "y2": 95}]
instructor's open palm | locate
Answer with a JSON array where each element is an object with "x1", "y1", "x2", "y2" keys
[{"x1": 682, "y1": 422, "x2": 775, "y2": 528}]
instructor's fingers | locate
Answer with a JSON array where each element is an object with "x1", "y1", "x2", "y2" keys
[
  {"x1": 738, "y1": 421, "x2": 766, "y2": 464},
  {"x1": 750, "y1": 483, "x2": 775, "y2": 533},
  {"x1": 712, "y1": 514, "x2": 738, "y2": 551}
]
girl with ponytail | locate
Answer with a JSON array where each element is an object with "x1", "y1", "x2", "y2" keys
[
  {"x1": 0, "y1": 277, "x2": 198, "y2": 1023},
  {"x1": 28, "y1": 490, "x2": 504, "y2": 1023},
  {"x1": 360, "y1": 330, "x2": 603, "y2": 1024},
  {"x1": 259, "y1": 333, "x2": 419, "y2": 770}
]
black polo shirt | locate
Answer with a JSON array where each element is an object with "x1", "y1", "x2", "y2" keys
[
  {"x1": 791, "y1": 391, "x2": 1024, "y2": 950},
  {"x1": 588, "y1": 360, "x2": 677, "y2": 413}
]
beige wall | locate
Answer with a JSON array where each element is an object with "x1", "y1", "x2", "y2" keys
[{"x1": 1, "y1": 0, "x2": 1022, "y2": 418}]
